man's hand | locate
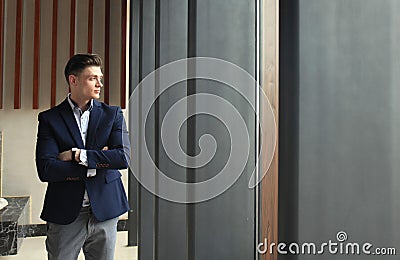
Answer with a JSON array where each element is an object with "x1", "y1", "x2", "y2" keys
[
  {"x1": 58, "y1": 147, "x2": 108, "y2": 162},
  {"x1": 74, "y1": 149, "x2": 81, "y2": 162},
  {"x1": 58, "y1": 149, "x2": 81, "y2": 162},
  {"x1": 58, "y1": 150, "x2": 73, "y2": 161}
]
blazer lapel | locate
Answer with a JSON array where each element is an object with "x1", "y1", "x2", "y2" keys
[
  {"x1": 58, "y1": 99, "x2": 85, "y2": 148},
  {"x1": 86, "y1": 100, "x2": 103, "y2": 149}
]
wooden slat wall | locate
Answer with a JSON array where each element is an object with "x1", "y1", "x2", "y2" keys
[
  {"x1": 33, "y1": 0, "x2": 40, "y2": 109},
  {"x1": 0, "y1": 0, "x2": 129, "y2": 109},
  {"x1": 0, "y1": 0, "x2": 4, "y2": 109},
  {"x1": 70, "y1": 0, "x2": 76, "y2": 57},
  {"x1": 120, "y1": 0, "x2": 127, "y2": 109},
  {"x1": 87, "y1": 0, "x2": 93, "y2": 53},
  {"x1": 261, "y1": 0, "x2": 279, "y2": 260},
  {"x1": 14, "y1": 0, "x2": 23, "y2": 109},
  {"x1": 104, "y1": 0, "x2": 111, "y2": 105},
  {"x1": 50, "y1": 0, "x2": 58, "y2": 107}
]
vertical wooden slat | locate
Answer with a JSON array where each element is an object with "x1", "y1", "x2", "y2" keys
[
  {"x1": 14, "y1": 0, "x2": 23, "y2": 109},
  {"x1": 70, "y1": 0, "x2": 76, "y2": 57},
  {"x1": 51, "y1": 0, "x2": 58, "y2": 107},
  {"x1": 261, "y1": 0, "x2": 279, "y2": 260},
  {"x1": 33, "y1": 0, "x2": 41, "y2": 109},
  {"x1": 0, "y1": 0, "x2": 4, "y2": 109},
  {"x1": 104, "y1": 0, "x2": 110, "y2": 104},
  {"x1": 120, "y1": 0, "x2": 127, "y2": 108},
  {"x1": 87, "y1": 0, "x2": 93, "y2": 53}
]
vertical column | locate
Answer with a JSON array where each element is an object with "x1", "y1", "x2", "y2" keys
[
  {"x1": 153, "y1": 0, "x2": 160, "y2": 258},
  {"x1": 128, "y1": 0, "x2": 141, "y2": 248},
  {"x1": 194, "y1": 1, "x2": 256, "y2": 259},
  {"x1": 120, "y1": 0, "x2": 127, "y2": 108},
  {"x1": 33, "y1": 0, "x2": 41, "y2": 109},
  {"x1": 70, "y1": 0, "x2": 76, "y2": 57},
  {"x1": 104, "y1": 0, "x2": 110, "y2": 104},
  {"x1": 278, "y1": 2, "x2": 299, "y2": 259},
  {"x1": 14, "y1": 0, "x2": 23, "y2": 109},
  {"x1": 87, "y1": 0, "x2": 93, "y2": 53},
  {"x1": 261, "y1": 0, "x2": 280, "y2": 259},
  {"x1": 51, "y1": 0, "x2": 58, "y2": 107},
  {"x1": 130, "y1": 0, "x2": 261, "y2": 259},
  {"x1": 156, "y1": 1, "x2": 188, "y2": 259},
  {"x1": 137, "y1": 0, "x2": 156, "y2": 257},
  {"x1": 186, "y1": 0, "x2": 196, "y2": 259}
]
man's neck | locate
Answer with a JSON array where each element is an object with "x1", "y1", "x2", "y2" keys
[{"x1": 69, "y1": 95, "x2": 91, "y2": 111}]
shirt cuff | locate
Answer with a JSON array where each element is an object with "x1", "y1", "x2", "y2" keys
[
  {"x1": 79, "y1": 149, "x2": 97, "y2": 177},
  {"x1": 79, "y1": 149, "x2": 88, "y2": 166},
  {"x1": 87, "y1": 168, "x2": 96, "y2": 177}
]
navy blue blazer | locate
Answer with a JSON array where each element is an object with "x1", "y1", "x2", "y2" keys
[{"x1": 35, "y1": 98, "x2": 130, "y2": 225}]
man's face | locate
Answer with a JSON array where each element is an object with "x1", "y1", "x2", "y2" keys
[{"x1": 70, "y1": 66, "x2": 103, "y2": 101}]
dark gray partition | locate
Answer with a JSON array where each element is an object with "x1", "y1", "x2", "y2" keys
[
  {"x1": 194, "y1": 1, "x2": 256, "y2": 260},
  {"x1": 157, "y1": 1, "x2": 188, "y2": 259},
  {"x1": 129, "y1": 0, "x2": 258, "y2": 259},
  {"x1": 280, "y1": 0, "x2": 400, "y2": 259}
]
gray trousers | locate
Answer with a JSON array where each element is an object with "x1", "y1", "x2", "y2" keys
[{"x1": 45, "y1": 207, "x2": 119, "y2": 260}]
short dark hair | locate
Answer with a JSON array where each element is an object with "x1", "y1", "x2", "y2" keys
[{"x1": 64, "y1": 54, "x2": 103, "y2": 84}]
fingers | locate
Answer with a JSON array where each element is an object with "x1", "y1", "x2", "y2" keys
[
  {"x1": 58, "y1": 150, "x2": 72, "y2": 161},
  {"x1": 74, "y1": 149, "x2": 81, "y2": 162},
  {"x1": 58, "y1": 147, "x2": 107, "y2": 162}
]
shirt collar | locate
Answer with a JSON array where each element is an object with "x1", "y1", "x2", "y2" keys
[{"x1": 67, "y1": 93, "x2": 93, "y2": 112}]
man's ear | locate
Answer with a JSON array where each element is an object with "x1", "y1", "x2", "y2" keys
[{"x1": 68, "y1": 75, "x2": 77, "y2": 87}]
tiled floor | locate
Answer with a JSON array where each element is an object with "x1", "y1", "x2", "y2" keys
[{"x1": 0, "y1": 231, "x2": 137, "y2": 260}]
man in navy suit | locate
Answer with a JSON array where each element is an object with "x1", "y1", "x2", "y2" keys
[{"x1": 35, "y1": 54, "x2": 130, "y2": 260}]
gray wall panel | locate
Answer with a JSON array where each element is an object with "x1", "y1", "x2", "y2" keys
[
  {"x1": 297, "y1": 0, "x2": 400, "y2": 259},
  {"x1": 132, "y1": 1, "x2": 258, "y2": 259},
  {"x1": 138, "y1": 0, "x2": 157, "y2": 259},
  {"x1": 195, "y1": 0, "x2": 256, "y2": 259},
  {"x1": 157, "y1": 2, "x2": 188, "y2": 258}
]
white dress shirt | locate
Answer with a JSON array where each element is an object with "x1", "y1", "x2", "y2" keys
[{"x1": 67, "y1": 94, "x2": 96, "y2": 206}]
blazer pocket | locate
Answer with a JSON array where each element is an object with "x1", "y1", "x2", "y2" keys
[{"x1": 105, "y1": 171, "x2": 122, "y2": 184}]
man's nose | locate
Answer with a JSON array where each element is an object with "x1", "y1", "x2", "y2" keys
[{"x1": 96, "y1": 79, "x2": 103, "y2": 87}]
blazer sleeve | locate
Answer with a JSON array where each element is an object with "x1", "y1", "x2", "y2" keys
[
  {"x1": 86, "y1": 107, "x2": 131, "y2": 170},
  {"x1": 35, "y1": 112, "x2": 87, "y2": 182}
]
